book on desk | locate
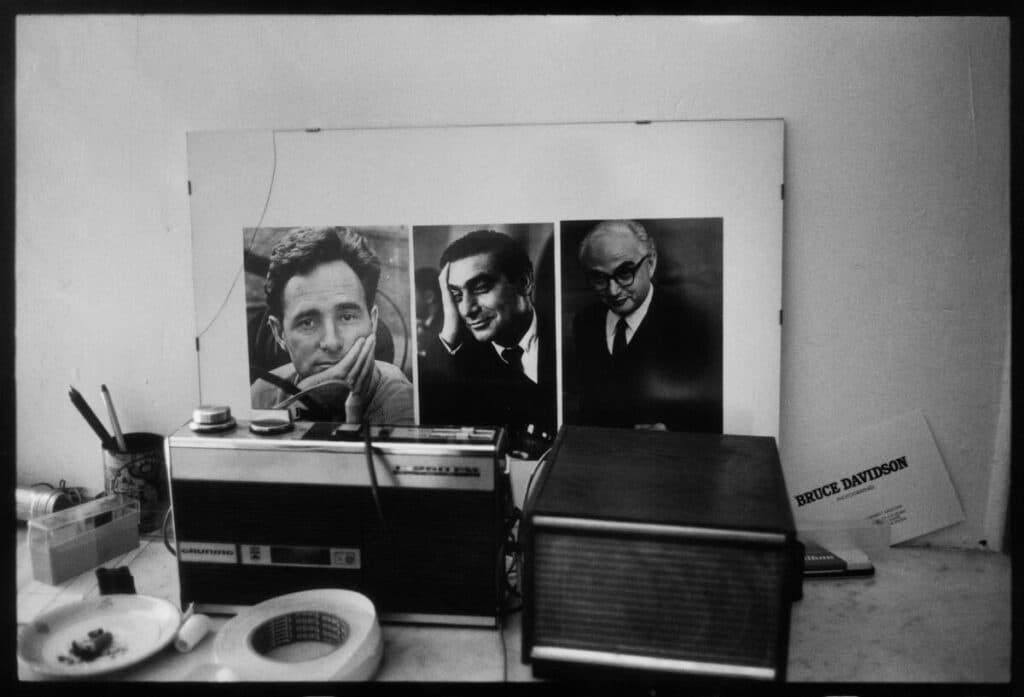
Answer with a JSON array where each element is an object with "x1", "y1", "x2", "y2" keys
[{"x1": 802, "y1": 540, "x2": 874, "y2": 578}]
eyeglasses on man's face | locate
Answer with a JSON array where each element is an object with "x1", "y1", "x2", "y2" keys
[{"x1": 584, "y1": 254, "x2": 651, "y2": 291}]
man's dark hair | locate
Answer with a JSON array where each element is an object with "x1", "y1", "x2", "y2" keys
[
  {"x1": 439, "y1": 229, "x2": 533, "y2": 285},
  {"x1": 264, "y1": 226, "x2": 382, "y2": 318}
]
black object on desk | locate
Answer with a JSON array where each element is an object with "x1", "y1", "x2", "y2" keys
[
  {"x1": 96, "y1": 567, "x2": 136, "y2": 595},
  {"x1": 521, "y1": 426, "x2": 803, "y2": 682},
  {"x1": 802, "y1": 540, "x2": 875, "y2": 578}
]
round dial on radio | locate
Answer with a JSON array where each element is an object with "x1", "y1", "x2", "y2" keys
[
  {"x1": 249, "y1": 418, "x2": 294, "y2": 436},
  {"x1": 189, "y1": 405, "x2": 236, "y2": 433},
  {"x1": 192, "y1": 405, "x2": 233, "y2": 425}
]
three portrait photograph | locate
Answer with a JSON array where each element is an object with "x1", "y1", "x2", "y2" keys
[{"x1": 242, "y1": 218, "x2": 723, "y2": 454}]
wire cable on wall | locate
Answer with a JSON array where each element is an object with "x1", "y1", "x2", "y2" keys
[
  {"x1": 374, "y1": 289, "x2": 411, "y2": 374},
  {"x1": 192, "y1": 127, "x2": 278, "y2": 345}
]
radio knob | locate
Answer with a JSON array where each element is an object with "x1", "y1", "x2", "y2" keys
[{"x1": 192, "y1": 405, "x2": 233, "y2": 426}]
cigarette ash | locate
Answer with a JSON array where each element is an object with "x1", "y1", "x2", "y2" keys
[{"x1": 57, "y1": 628, "x2": 127, "y2": 664}]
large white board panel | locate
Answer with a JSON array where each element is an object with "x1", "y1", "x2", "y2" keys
[{"x1": 187, "y1": 120, "x2": 783, "y2": 436}]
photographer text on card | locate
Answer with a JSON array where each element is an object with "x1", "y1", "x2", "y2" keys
[
  {"x1": 782, "y1": 410, "x2": 964, "y2": 544},
  {"x1": 794, "y1": 455, "x2": 908, "y2": 507}
]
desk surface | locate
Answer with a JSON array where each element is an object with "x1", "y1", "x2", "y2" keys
[{"x1": 16, "y1": 527, "x2": 1010, "y2": 683}]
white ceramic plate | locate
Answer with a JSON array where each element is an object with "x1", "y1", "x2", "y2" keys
[{"x1": 18, "y1": 594, "x2": 181, "y2": 678}]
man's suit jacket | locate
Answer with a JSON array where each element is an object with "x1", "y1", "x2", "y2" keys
[
  {"x1": 571, "y1": 290, "x2": 722, "y2": 433},
  {"x1": 418, "y1": 313, "x2": 557, "y2": 437}
]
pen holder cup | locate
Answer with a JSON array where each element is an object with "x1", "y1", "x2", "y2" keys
[{"x1": 102, "y1": 432, "x2": 168, "y2": 534}]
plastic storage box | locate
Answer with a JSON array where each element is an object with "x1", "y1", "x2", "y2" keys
[{"x1": 29, "y1": 494, "x2": 140, "y2": 585}]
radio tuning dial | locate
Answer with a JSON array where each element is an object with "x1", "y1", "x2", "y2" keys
[
  {"x1": 192, "y1": 405, "x2": 232, "y2": 425},
  {"x1": 189, "y1": 405, "x2": 237, "y2": 433},
  {"x1": 249, "y1": 418, "x2": 294, "y2": 436}
]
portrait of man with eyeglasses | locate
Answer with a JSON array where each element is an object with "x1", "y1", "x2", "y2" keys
[{"x1": 562, "y1": 218, "x2": 723, "y2": 433}]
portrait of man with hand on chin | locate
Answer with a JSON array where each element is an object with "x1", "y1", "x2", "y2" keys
[
  {"x1": 415, "y1": 226, "x2": 556, "y2": 455},
  {"x1": 249, "y1": 226, "x2": 414, "y2": 425}
]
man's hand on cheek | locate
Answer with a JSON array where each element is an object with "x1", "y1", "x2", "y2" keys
[
  {"x1": 438, "y1": 263, "x2": 462, "y2": 348},
  {"x1": 346, "y1": 333, "x2": 377, "y2": 403},
  {"x1": 343, "y1": 334, "x2": 377, "y2": 423},
  {"x1": 295, "y1": 336, "x2": 370, "y2": 408}
]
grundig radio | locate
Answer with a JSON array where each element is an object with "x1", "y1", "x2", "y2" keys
[
  {"x1": 521, "y1": 426, "x2": 803, "y2": 681},
  {"x1": 165, "y1": 415, "x2": 509, "y2": 627}
]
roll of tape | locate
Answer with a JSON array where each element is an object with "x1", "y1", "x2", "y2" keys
[
  {"x1": 212, "y1": 589, "x2": 383, "y2": 681},
  {"x1": 185, "y1": 663, "x2": 240, "y2": 682},
  {"x1": 174, "y1": 613, "x2": 212, "y2": 652}
]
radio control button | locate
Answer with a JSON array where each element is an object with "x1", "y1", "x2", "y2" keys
[{"x1": 192, "y1": 405, "x2": 232, "y2": 425}]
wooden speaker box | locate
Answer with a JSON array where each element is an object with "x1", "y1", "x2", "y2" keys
[{"x1": 521, "y1": 426, "x2": 802, "y2": 681}]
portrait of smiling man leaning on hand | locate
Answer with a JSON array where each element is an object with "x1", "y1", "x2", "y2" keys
[{"x1": 417, "y1": 228, "x2": 556, "y2": 448}]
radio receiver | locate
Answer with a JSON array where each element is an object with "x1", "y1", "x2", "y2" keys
[
  {"x1": 521, "y1": 426, "x2": 802, "y2": 681},
  {"x1": 166, "y1": 417, "x2": 509, "y2": 627}
]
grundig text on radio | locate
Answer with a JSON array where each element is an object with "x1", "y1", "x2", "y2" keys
[
  {"x1": 179, "y1": 546, "x2": 236, "y2": 557},
  {"x1": 793, "y1": 456, "x2": 909, "y2": 507}
]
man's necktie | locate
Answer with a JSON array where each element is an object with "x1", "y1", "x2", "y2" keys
[
  {"x1": 501, "y1": 345, "x2": 525, "y2": 373},
  {"x1": 612, "y1": 317, "x2": 629, "y2": 357}
]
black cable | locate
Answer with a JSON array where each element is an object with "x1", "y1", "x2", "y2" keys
[
  {"x1": 364, "y1": 422, "x2": 388, "y2": 534},
  {"x1": 522, "y1": 448, "x2": 551, "y2": 511},
  {"x1": 498, "y1": 616, "x2": 508, "y2": 682},
  {"x1": 493, "y1": 533, "x2": 513, "y2": 682},
  {"x1": 500, "y1": 502, "x2": 524, "y2": 617},
  {"x1": 272, "y1": 379, "x2": 348, "y2": 410},
  {"x1": 497, "y1": 498, "x2": 525, "y2": 678},
  {"x1": 162, "y1": 507, "x2": 176, "y2": 557},
  {"x1": 505, "y1": 552, "x2": 522, "y2": 595},
  {"x1": 503, "y1": 548, "x2": 523, "y2": 614},
  {"x1": 250, "y1": 361, "x2": 303, "y2": 396}
]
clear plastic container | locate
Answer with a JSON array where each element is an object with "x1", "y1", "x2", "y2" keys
[{"x1": 28, "y1": 494, "x2": 140, "y2": 585}]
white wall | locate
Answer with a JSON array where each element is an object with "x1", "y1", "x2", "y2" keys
[{"x1": 16, "y1": 16, "x2": 1010, "y2": 549}]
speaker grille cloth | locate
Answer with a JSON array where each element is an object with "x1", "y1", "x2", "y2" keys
[{"x1": 532, "y1": 532, "x2": 785, "y2": 668}]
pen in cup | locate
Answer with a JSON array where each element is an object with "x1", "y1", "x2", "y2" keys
[
  {"x1": 68, "y1": 386, "x2": 116, "y2": 451},
  {"x1": 101, "y1": 384, "x2": 128, "y2": 452}
]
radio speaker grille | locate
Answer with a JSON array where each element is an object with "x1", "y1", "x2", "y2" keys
[{"x1": 531, "y1": 531, "x2": 786, "y2": 670}]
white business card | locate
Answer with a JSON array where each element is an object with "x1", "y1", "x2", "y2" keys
[{"x1": 783, "y1": 410, "x2": 964, "y2": 544}]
